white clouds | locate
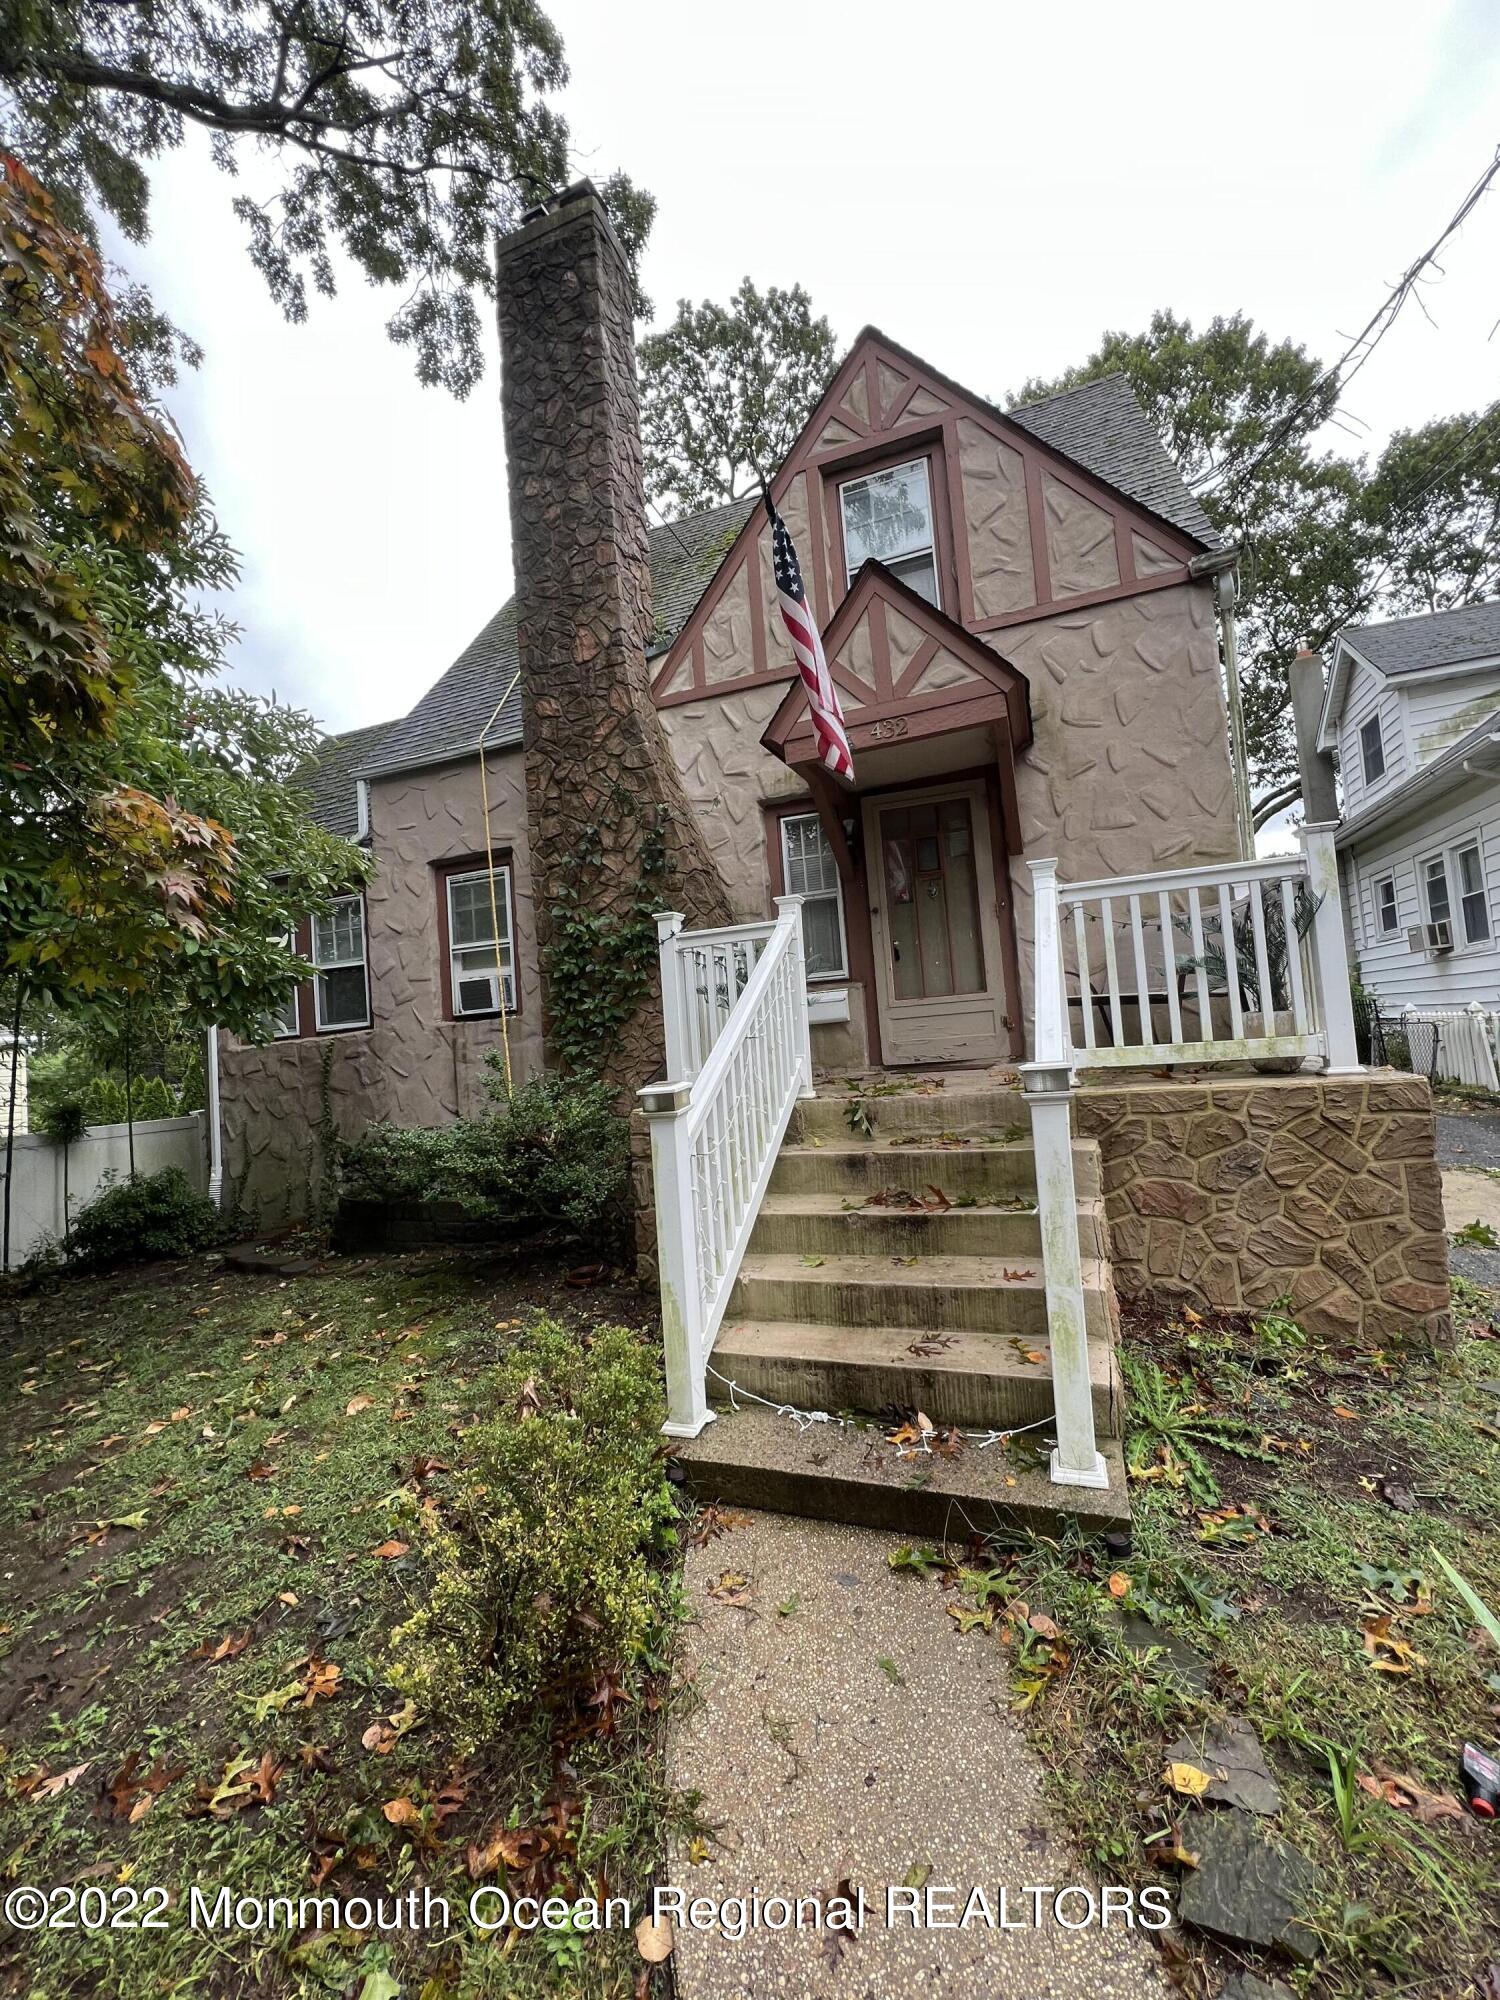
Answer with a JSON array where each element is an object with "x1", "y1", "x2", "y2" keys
[{"x1": 111, "y1": 0, "x2": 1499, "y2": 734}]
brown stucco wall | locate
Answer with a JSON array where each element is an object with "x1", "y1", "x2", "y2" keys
[
  {"x1": 1076, "y1": 1073, "x2": 1450, "y2": 1348},
  {"x1": 219, "y1": 749, "x2": 543, "y2": 1225}
]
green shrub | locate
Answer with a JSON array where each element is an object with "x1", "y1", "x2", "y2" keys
[
  {"x1": 337, "y1": 1071, "x2": 629, "y2": 1251},
  {"x1": 388, "y1": 1317, "x2": 675, "y2": 1748},
  {"x1": 69, "y1": 1168, "x2": 225, "y2": 1268},
  {"x1": 72, "y1": 1074, "x2": 182, "y2": 1126}
]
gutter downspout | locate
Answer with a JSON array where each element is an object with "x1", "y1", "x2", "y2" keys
[
  {"x1": 205, "y1": 1026, "x2": 224, "y2": 1208},
  {"x1": 1190, "y1": 549, "x2": 1254, "y2": 858}
]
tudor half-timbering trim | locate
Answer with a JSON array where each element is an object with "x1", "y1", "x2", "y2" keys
[{"x1": 651, "y1": 327, "x2": 1203, "y2": 710}]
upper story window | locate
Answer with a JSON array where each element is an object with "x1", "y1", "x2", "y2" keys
[
  {"x1": 447, "y1": 866, "x2": 515, "y2": 1016},
  {"x1": 779, "y1": 814, "x2": 847, "y2": 979},
  {"x1": 1359, "y1": 713, "x2": 1385, "y2": 784},
  {"x1": 839, "y1": 458, "x2": 940, "y2": 607},
  {"x1": 312, "y1": 896, "x2": 370, "y2": 1031}
]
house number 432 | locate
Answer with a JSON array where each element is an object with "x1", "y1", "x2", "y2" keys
[{"x1": 869, "y1": 717, "x2": 908, "y2": 741}]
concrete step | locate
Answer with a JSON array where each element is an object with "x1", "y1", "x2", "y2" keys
[
  {"x1": 727, "y1": 1252, "x2": 1114, "y2": 1339},
  {"x1": 712, "y1": 1318, "x2": 1122, "y2": 1435},
  {"x1": 770, "y1": 1139, "x2": 1101, "y2": 1200},
  {"x1": 792, "y1": 1087, "x2": 1029, "y2": 1143},
  {"x1": 672, "y1": 1405, "x2": 1131, "y2": 1537},
  {"x1": 748, "y1": 1190, "x2": 1108, "y2": 1261}
]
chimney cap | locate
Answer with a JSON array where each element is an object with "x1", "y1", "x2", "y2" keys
[{"x1": 499, "y1": 177, "x2": 631, "y2": 280}]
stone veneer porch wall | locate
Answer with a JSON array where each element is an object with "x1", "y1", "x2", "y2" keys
[{"x1": 1074, "y1": 1073, "x2": 1450, "y2": 1347}]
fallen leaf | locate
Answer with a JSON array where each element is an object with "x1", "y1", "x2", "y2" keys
[
  {"x1": 371, "y1": 1540, "x2": 410, "y2": 1561},
  {"x1": 382, "y1": 1795, "x2": 422, "y2": 1828},
  {"x1": 1107, "y1": 1573, "x2": 1131, "y2": 1598},
  {"x1": 191, "y1": 1629, "x2": 252, "y2": 1663},
  {"x1": 27, "y1": 1762, "x2": 91, "y2": 1801},
  {"x1": 636, "y1": 1914, "x2": 673, "y2": 1963},
  {"x1": 1355, "y1": 1769, "x2": 1465, "y2": 1824},
  {"x1": 345, "y1": 1394, "x2": 374, "y2": 1416},
  {"x1": 708, "y1": 1571, "x2": 752, "y2": 1608},
  {"x1": 1164, "y1": 1762, "x2": 1213, "y2": 1798},
  {"x1": 1362, "y1": 1614, "x2": 1427, "y2": 1674},
  {"x1": 1331, "y1": 1405, "x2": 1359, "y2": 1420}
]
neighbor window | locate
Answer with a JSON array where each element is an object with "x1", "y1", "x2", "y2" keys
[
  {"x1": 1455, "y1": 840, "x2": 1490, "y2": 944},
  {"x1": 779, "y1": 814, "x2": 847, "y2": 979},
  {"x1": 446, "y1": 866, "x2": 515, "y2": 1015},
  {"x1": 1372, "y1": 873, "x2": 1398, "y2": 939},
  {"x1": 270, "y1": 926, "x2": 300, "y2": 1038},
  {"x1": 1422, "y1": 854, "x2": 1452, "y2": 932},
  {"x1": 839, "y1": 457, "x2": 940, "y2": 606},
  {"x1": 1359, "y1": 714, "x2": 1385, "y2": 783},
  {"x1": 312, "y1": 896, "x2": 370, "y2": 1031}
]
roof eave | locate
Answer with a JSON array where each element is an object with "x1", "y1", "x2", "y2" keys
[{"x1": 1335, "y1": 727, "x2": 1500, "y2": 847}]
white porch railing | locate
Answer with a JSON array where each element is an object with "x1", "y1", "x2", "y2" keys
[
  {"x1": 1021, "y1": 821, "x2": 1361, "y2": 1490},
  {"x1": 639, "y1": 899, "x2": 816, "y2": 1437}
]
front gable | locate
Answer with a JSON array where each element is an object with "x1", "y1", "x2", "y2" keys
[
  {"x1": 761, "y1": 560, "x2": 1032, "y2": 770},
  {"x1": 652, "y1": 327, "x2": 1204, "y2": 709}
]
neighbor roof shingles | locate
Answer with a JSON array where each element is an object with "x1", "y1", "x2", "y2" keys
[
  {"x1": 1007, "y1": 373, "x2": 1223, "y2": 550},
  {"x1": 363, "y1": 497, "x2": 755, "y2": 778},
  {"x1": 303, "y1": 720, "x2": 394, "y2": 838},
  {"x1": 1343, "y1": 600, "x2": 1500, "y2": 677}
]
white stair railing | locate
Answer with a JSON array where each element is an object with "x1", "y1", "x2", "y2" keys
[{"x1": 640, "y1": 898, "x2": 816, "y2": 1437}]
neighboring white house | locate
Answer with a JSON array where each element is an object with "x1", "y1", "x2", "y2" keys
[{"x1": 1317, "y1": 602, "x2": 1500, "y2": 1040}]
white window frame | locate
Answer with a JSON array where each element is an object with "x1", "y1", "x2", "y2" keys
[
  {"x1": 1419, "y1": 849, "x2": 1453, "y2": 934},
  {"x1": 1451, "y1": 835, "x2": 1491, "y2": 947},
  {"x1": 270, "y1": 925, "x2": 300, "y2": 1038},
  {"x1": 838, "y1": 456, "x2": 941, "y2": 609},
  {"x1": 1359, "y1": 713, "x2": 1385, "y2": 784},
  {"x1": 779, "y1": 813, "x2": 848, "y2": 981},
  {"x1": 311, "y1": 895, "x2": 370, "y2": 1032},
  {"x1": 1370, "y1": 871, "x2": 1399, "y2": 942},
  {"x1": 446, "y1": 866, "x2": 516, "y2": 1016}
]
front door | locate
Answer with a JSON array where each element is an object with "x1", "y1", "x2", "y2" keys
[{"x1": 862, "y1": 781, "x2": 1008, "y2": 1066}]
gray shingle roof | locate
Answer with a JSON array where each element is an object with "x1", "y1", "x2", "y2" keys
[
  {"x1": 303, "y1": 721, "x2": 393, "y2": 838},
  {"x1": 1343, "y1": 599, "x2": 1500, "y2": 677},
  {"x1": 363, "y1": 497, "x2": 754, "y2": 777},
  {"x1": 1007, "y1": 373, "x2": 1223, "y2": 549}
]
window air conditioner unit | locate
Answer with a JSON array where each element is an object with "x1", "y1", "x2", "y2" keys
[
  {"x1": 1411, "y1": 921, "x2": 1453, "y2": 955},
  {"x1": 456, "y1": 971, "x2": 501, "y2": 1015}
]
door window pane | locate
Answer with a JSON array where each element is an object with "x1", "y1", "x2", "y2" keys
[
  {"x1": 840, "y1": 459, "x2": 940, "y2": 607},
  {"x1": 1457, "y1": 843, "x2": 1489, "y2": 943},
  {"x1": 879, "y1": 798, "x2": 986, "y2": 1001}
]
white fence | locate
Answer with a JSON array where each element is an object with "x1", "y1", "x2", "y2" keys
[
  {"x1": 1404, "y1": 1002, "x2": 1500, "y2": 1091},
  {"x1": 640, "y1": 900, "x2": 815, "y2": 1436},
  {"x1": 1, "y1": 1114, "x2": 207, "y2": 1269}
]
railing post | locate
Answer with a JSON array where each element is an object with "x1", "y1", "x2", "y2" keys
[
  {"x1": 655, "y1": 911, "x2": 689, "y2": 1083},
  {"x1": 638, "y1": 1078, "x2": 714, "y2": 1438},
  {"x1": 774, "y1": 895, "x2": 817, "y2": 1098},
  {"x1": 1020, "y1": 859, "x2": 1108, "y2": 1491},
  {"x1": 1299, "y1": 823, "x2": 1361, "y2": 1074}
]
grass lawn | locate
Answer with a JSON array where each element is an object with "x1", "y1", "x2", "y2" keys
[
  {"x1": 0, "y1": 1246, "x2": 690, "y2": 2000},
  {"x1": 892, "y1": 1279, "x2": 1500, "y2": 1996}
]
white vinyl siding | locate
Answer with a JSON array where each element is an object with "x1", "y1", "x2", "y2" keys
[
  {"x1": 312, "y1": 896, "x2": 370, "y2": 1031},
  {"x1": 1337, "y1": 659, "x2": 1408, "y2": 816},
  {"x1": 1342, "y1": 784, "x2": 1500, "y2": 1011},
  {"x1": 1405, "y1": 667, "x2": 1500, "y2": 768}
]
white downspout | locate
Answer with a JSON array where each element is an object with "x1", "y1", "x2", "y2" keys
[
  {"x1": 1214, "y1": 567, "x2": 1255, "y2": 859},
  {"x1": 205, "y1": 1026, "x2": 224, "y2": 1207}
]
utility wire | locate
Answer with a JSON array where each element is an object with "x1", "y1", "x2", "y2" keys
[{"x1": 1197, "y1": 140, "x2": 1500, "y2": 499}]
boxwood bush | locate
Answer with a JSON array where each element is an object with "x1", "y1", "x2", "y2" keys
[
  {"x1": 387, "y1": 1316, "x2": 676, "y2": 1746},
  {"x1": 337, "y1": 1070, "x2": 629, "y2": 1252},
  {"x1": 69, "y1": 1168, "x2": 226, "y2": 1268}
]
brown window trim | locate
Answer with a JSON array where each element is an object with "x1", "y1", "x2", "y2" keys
[
  {"x1": 766, "y1": 798, "x2": 853, "y2": 985},
  {"x1": 277, "y1": 894, "x2": 374, "y2": 1039},
  {"x1": 434, "y1": 853, "x2": 520, "y2": 1024},
  {"x1": 820, "y1": 432, "x2": 960, "y2": 622}
]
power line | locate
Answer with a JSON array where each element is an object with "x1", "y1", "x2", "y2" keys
[{"x1": 1197, "y1": 140, "x2": 1500, "y2": 498}]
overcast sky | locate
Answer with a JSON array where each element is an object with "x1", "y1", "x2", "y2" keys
[{"x1": 114, "y1": 0, "x2": 1499, "y2": 741}]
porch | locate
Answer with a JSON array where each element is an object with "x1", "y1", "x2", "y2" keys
[{"x1": 636, "y1": 836, "x2": 1447, "y2": 1532}]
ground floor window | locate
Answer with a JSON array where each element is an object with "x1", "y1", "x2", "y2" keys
[
  {"x1": 1371, "y1": 871, "x2": 1398, "y2": 940},
  {"x1": 446, "y1": 865, "x2": 516, "y2": 1015},
  {"x1": 312, "y1": 896, "x2": 370, "y2": 1030},
  {"x1": 779, "y1": 813, "x2": 847, "y2": 978},
  {"x1": 1455, "y1": 840, "x2": 1490, "y2": 944},
  {"x1": 269, "y1": 925, "x2": 300, "y2": 1037}
]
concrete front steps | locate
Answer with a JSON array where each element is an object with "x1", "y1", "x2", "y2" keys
[{"x1": 674, "y1": 1073, "x2": 1130, "y2": 1537}]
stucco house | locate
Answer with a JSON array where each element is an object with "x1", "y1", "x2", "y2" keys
[
  {"x1": 1316, "y1": 601, "x2": 1500, "y2": 1021},
  {"x1": 221, "y1": 265, "x2": 1247, "y2": 1214}
]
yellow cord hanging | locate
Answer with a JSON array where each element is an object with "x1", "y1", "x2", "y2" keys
[{"x1": 477, "y1": 671, "x2": 521, "y2": 1097}]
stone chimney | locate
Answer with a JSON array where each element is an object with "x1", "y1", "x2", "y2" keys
[{"x1": 495, "y1": 182, "x2": 730, "y2": 1089}]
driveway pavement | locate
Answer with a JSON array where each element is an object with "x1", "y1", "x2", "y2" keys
[{"x1": 1435, "y1": 1107, "x2": 1500, "y2": 1288}]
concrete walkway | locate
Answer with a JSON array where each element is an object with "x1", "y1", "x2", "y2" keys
[{"x1": 665, "y1": 1510, "x2": 1169, "y2": 1999}]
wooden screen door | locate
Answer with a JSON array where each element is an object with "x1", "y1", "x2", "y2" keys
[{"x1": 862, "y1": 781, "x2": 1008, "y2": 1066}]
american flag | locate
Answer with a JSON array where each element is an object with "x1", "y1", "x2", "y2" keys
[{"x1": 765, "y1": 492, "x2": 854, "y2": 783}]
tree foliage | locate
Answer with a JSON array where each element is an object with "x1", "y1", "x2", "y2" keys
[
  {"x1": 1014, "y1": 311, "x2": 1500, "y2": 817},
  {"x1": 639, "y1": 279, "x2": 837, "y2": 516},
  {"x1": 0, "y1": 0, "x2": 653, "y2": 392},
  {"x1": 1, "y1": 154, "x2": 366, "y2": 1034}
]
